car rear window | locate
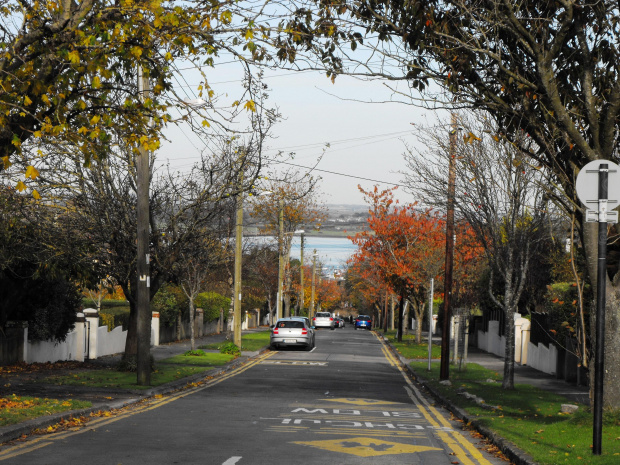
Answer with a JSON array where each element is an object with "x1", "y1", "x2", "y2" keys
[
  {"x1": 315, "y1": 312, "x2": 331, "y2": 317},
  {"x1": 277, "y1": 321, "x2": 304, "y2": 328},
  {"x1": 357, "y1": 316, "x2": 371, "y2": 321}
]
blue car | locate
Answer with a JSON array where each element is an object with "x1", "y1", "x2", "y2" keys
[{"x1": 354, "y1": 315, "x2": 372, "y2": 330}]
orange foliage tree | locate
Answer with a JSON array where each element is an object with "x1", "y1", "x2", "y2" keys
[{"x1": 349, "y1": 186, "x2": 446, "y2": 343}]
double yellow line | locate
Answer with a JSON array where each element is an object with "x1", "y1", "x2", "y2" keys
[
  {"x1": 0, "y1": 351, "x2": 276, "y2": 461},
  {"x1": 377, "y1": 334, "x2": 493, "y2": 465}
]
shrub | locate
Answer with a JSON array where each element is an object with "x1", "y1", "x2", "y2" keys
[
  {"x1": 151, "y1": 283, "x2": 189, "y2": 327},
  {"x1": 219, "y1": 341, "x2": 240, "y2": 356},
  {"x1": 99, "y1": 313, "x2": 115, "y2": 331},
  {"x1": 544, "y1": 282, "x2": 590, "y2": 342},
  {"x1": 194, "y1": 292, "x2": 230, "y2": 323}
]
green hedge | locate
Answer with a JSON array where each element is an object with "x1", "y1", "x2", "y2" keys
[{"x1": 194, "y1": 292, "x2": 230, "y2": 322}]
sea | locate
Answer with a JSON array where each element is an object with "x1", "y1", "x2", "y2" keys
[{"x1": 249, "y1": 235, "x2": 357, "y2": 275}]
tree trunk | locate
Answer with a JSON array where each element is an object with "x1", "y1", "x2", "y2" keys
[
  {"x1": 413, "y1": 302, "x2": 424, "y2": 344},
  {"x1": 189, "y1": 301, "x2": 196, "y2": 351},
  {"x1": 583, "y1": 222, "x2": 620, "y2": 408},
  {"x1": 502, "y1": 306, "x2": 516, "y2": 390},
  {"x1": 397, "y1": 292, "x2": 405, "y2": 342},
  {"x1": 176, "y1": 312, "x2": 182, "y2": 341},
  {"x1": 383, "y1": 291, "x2": 389, "y2": 333}
]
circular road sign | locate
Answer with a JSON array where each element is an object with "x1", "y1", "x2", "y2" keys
[{"x1": 575, "y1": 159, "x2": 620, "y2": 207}]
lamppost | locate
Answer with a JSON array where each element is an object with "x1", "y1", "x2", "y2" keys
[
  {"x1": 309, "y1": 250, "x2": 318, "y2": 321},
  {"x1": 299, "y1": 231, "x2": 305, "y2": 316}
]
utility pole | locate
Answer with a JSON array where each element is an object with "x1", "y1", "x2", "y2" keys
[
  {"x1": 276, "y1": 198, "x2": 284, "y2": 321},
  {"x1": 233, "y1": 170, "x2": 244, "y2": 349},
  {"x1": 136, "y1": 67, "x2": 151, "y2": 386},
  {"x1": 440, "y1": 114, "x2": 458, "y2": 381},
  {"x1": 299, "y1": 232, "x2": 305, "y2": 316}
]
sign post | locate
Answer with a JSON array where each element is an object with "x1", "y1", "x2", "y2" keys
[{"x1": 575, "y1": 160, "x2": 620, "y2": 455}]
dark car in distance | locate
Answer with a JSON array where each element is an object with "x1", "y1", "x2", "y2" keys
[{"x1": 354, "y1": 315, "x2": 372, "y2": 330}]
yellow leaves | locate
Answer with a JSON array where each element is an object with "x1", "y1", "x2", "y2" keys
[
  {"x1": 90, "y1": 115, "x2": 100, "y2": 125},
  {"x1": 463, "y1": 132, "x2": 481, "y2": 144},
  {"x1": 220, "y1": 10, "x2": 233, "y2": 24},
  {"x1": 245, "y1": 28, "x2": 254, "y2": 40},
  {"x1": 92, "y1": 76, "x2": 101, "y2": 89},
  {"x1": 202, "y1": 119, "x2": 210, "y2": 128},
  {"x1": 130, "y1": 46, "x2": 143, "y2": 58},
  {"x1": 16, "y1": 181, "x2": 27, "y2": 192},
  {"x1": 25, "y1": 165, "x2": 39, "y2": 179},
  {"x1": 67, "y1": 50, "x2": 80, "y2": 64},
  {"x1": 77, "y1": 100, "x2": 87, "y2": 110},
  {"x1": 32, "y1": 190, "x2": 41, "y2": 200},
  {"x1": 243, "y1": 100, "x2": 256, "y2": 112},
  {"x1": 24, "y1": 95, "x2": 32, "y2": 106},
  {"x1": 2, "y1": 156, "x2": 12, "y2": 169},
  {"x1": 164, "y1": 52, "x2": 173, "y2": 61}
]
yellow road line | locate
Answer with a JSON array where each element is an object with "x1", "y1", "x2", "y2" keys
[{"x1": 378, "y1": 338, "x2": 494, "y2": 465}]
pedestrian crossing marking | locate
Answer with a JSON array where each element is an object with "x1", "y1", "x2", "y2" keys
[
  {"x1": 292, "y1": 437, "x2": 441, "y2": 457},
  {"x1": 322, "y1": 398, "x2": 400, "y2": 406}
]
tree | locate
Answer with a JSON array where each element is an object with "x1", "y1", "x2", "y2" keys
[
  {"x1": 249, "y1": 172, "x2": 326, "y2": 318},
  {"x1": 0, "y1": 0, "x2": 270, "y2": 187},
  {"x1": 243, "y1": 244, "x2": 279, "y2": 324},
  {"x1": 0, "y1": 186, "x2": 90, "y2": 339},
  {"x1": 276, "y1": 0, "x2": 620, "y2": 407},
  {"x1": 349, "y1": 186, "x2": 446, "y2": 343},
  {"x1": 175, "y1": 236, "x2": 227, "y2": 351},
  {"x1": 404, "y1": 114, "x2": 550, "y2": 388}
]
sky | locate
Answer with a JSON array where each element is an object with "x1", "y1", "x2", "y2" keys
[{"x1": 157, "y1": 60, "x2": 446, "y2": 206}]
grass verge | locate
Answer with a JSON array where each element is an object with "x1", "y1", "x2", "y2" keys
[
  {"x1": 0, "y1": 395, "x2": 92, "y2": 427},
  {"x1": 410, "y1": 361, "x2": 620, "y2": 465},
  {"x1": 41, "y1": 352, "x2": 236, "y2": 391},
  {"x1": 199, "y1": 330, "x2": 271, "y2": 352},
  {"x1": 381, "y1": 330, "x2": 442, "y2": 359}
]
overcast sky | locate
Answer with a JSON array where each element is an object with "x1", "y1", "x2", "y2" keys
[{"x1": 158, "y1": 61, "x2": 446, "y2": 206}]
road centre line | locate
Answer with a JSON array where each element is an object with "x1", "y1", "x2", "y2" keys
[
  {"x1": 222, "y1": 457, "x2": 242, "y2": 465},
  {"x1": 0, "y1": 352, "x2": 276, "y2": 461},
  {"x1": 376, "y1": 334, "x2": 494, "y2": 465}
]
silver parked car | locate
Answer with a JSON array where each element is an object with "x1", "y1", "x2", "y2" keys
[
  {"x1": 270, "y1": 318, "x2": 315, "y2": 350},
  {"x1": 312, "y1": 311, "x2": 335, "y2": 330}
]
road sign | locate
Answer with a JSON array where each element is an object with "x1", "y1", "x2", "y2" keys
[{"x1": 575, "y1": 160, "x2": 620, "y2": 223}]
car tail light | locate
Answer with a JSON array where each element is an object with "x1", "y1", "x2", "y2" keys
[
  {"x1": 312, "y1": 317, "x2": 316, "y2": 321},
  {"x1": 301, "y1": 329, "x2": 308, "y2": 335},
  {"x1": 329, "y1": 317, "x2": 333, "y2": 321},
  {"x1": 273, "y1": 327, "x2": 279, "y2": 335}
]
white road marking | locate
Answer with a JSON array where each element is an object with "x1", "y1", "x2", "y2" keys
[{"x1": 222, "y1": 457, "x2": 242, "y2": 465}]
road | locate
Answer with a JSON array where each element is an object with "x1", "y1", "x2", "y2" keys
[{"x1": 0, "y1": 326, "x2": 507, "y2": 464}]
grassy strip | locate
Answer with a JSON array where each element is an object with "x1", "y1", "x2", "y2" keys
[
  {"x1": 199, "y1": 330, "x2": 271, "y2": 353},
  {"x1": 410, "y1": 361, "x2": 620, "y2": 465},
  {"x1": 42, "y1": 352, "x2": 235, "y2": 391},
  {"x1": 380, "y1": 330, "x2": 442, "y2": 359},
  {"x1": 0, "y1": 395, "x2": 92, "y2": 427}
]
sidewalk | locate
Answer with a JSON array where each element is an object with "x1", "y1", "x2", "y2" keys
[{"x1": 0, "y1": 329, "x2": 269, "y2": 444}]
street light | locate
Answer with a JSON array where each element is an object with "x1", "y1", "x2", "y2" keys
[{"x1": 309, "y1": 250, "x2": 318, "y2": 321}]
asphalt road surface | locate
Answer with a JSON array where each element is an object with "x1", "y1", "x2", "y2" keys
[{"x1": 0, "y1": 326, "x2": 508, "y2": 464}]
